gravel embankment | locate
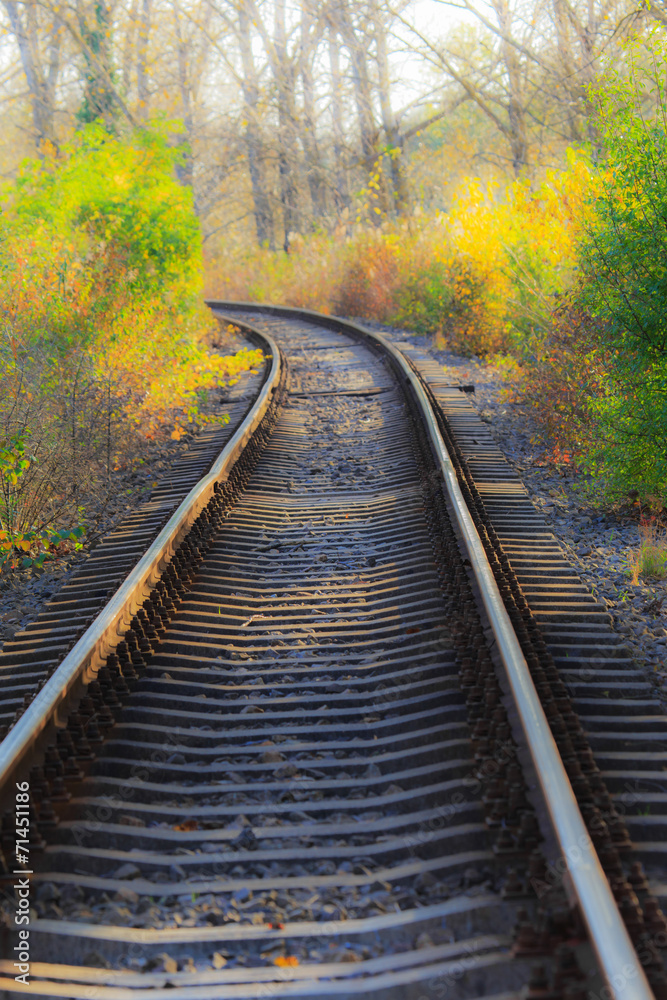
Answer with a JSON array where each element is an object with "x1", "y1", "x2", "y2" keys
[
  {"x1": 0, "y1": 438, "x2": 194, "y2": 647},
  {"x1": 368, "y1": 322, "x2": 667, "y2": 703}
]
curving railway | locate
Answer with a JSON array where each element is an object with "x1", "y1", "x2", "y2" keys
[{"x1": 0, "y1": 305, "x2": 665, "y2": 1000}]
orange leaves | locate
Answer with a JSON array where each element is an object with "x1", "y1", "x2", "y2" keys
[
  {"x1": 173, "y1": 819, "x2": 199, "y2": 831},
  {"x1": 274, "y1": 956, "x2": 299, "y2": 967},
  {"x1": 332, "y1": 233, "x2": 404, "y2": 323}
]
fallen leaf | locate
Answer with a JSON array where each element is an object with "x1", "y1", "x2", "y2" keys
[{"x1": 173, "y1": 819, "x2": 199, "y2": 831}]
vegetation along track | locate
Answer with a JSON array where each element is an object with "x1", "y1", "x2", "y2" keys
[{"x1": 0, "y1": 305, "x2": 664, "y2": 1000}]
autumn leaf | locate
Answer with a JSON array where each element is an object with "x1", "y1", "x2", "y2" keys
[{"x1": 173, "y1": 819, "x2": 199, "y2": 831}]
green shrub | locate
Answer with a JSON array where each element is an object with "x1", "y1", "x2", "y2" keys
[
  {"x1": 392, "y1": 259, "x2": 453, "y2": 336},
  {"x1": 10, "y1": 120, "x2": 202, "y2": 312},
  {"x1": 0, "y1": 122, "x2": 260, "y2": 570},
  {"x1": 574, "y1": 34, "x2": 667, "y2": 501}
]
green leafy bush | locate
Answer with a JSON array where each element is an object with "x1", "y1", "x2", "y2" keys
[
  {"x1": 392, "y1": 259, "x2": 454, "y2": 337},
  {"x1": 10, "y1": 120, "x2": 202, "y2": 313},
  {"x1": 573, "y1": 34, "x2": 667, "y2": 501},
  {"x1": 0, "y1": 122, "x2": 261, "y2": 572}
]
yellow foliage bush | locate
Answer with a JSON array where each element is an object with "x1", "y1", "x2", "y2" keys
[{"x1": 207, "y1": 153, "x2": 596, "y2": 359}]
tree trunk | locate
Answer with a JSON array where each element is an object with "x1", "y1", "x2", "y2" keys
[
  {"x1": 273, "y1": 0, "x2": 300, "y2": 250},
  {"x1": 333, "y1": 2, "x2": 377, "y2": 182},
  {"x1": 173, "y1": 0, "x2": 194, "y2": 187},
  {"x1": 300, "y1": 0, "x2": 325, "y2": 221},
  {"x1": 374, "y1": 3, "x2": 408, "y2": 214},
  {"x1": 550, "y1": 0, "x2": 582, "y2": 142},
  {"x1": 3, "y1": 0, "x2": 59, "y2": 149},
  {"x1": 328, "y1": 27, "x2": 348, "y2": 214},
  {"x1": 238, "y1": 2, "x2": 274, "y2": 248},
  {"x1": 76, "y1": 0, "x2": 118, "y2": 128},
  {"x1": 137, "y1": 0, "x2": 150, "y2": 118},
  {"x1": 491, "y1": 0, "x2": 528, "y2": 176},
  {"x1": 121, "y1": 0, "x2": 137, "y2": 96}
]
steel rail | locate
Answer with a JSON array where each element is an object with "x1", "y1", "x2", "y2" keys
[
  {"x1": 0, "y1": 327, "x2": 282, "y2": 802},
  {"x1": 209, "y1": 301, "x2": 654, "y2": 1000}
]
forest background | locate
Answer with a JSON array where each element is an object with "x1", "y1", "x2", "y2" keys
[{"x1": 1, "y1": 0, "x2": 667, "y2": 571}]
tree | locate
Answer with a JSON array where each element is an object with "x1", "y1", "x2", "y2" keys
[
  {"x1": 414, "y1": 0, "x2": 636, "y2": 174},
  {"x1": 0, "y1": 0, "x2": 653, "y2": 251},
  {"x1": 76, "y1": 0, "x2": 117, "y2": 126},
  {"x1": 300, "y1": 0, "x2": 326, "y2": 220},
  {"x1": 372, "y1": 0, "x2": 409, "y2": 211},
  {"x1": 235, "y1": 0, "x2": 276, "y2": 246},
  {"x1": 2, "y1": 0, "x2": 61, "y2": 148}
]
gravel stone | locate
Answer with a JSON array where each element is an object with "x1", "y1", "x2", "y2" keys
[
  {"x1": 361, "y1": 319, "x2": 667, "y2": 707},
  {"x1": 113, "y1": 863, "x2": 142, "y2": 880}
]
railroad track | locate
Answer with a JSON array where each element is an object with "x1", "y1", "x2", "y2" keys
[{"x1": 0, "y1": 305, "x2": 664, "y2": 1000}]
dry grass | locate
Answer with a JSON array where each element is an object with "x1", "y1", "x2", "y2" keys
[{"x1": 628, "y1": 519, "x2": 667, "y2": 583}]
